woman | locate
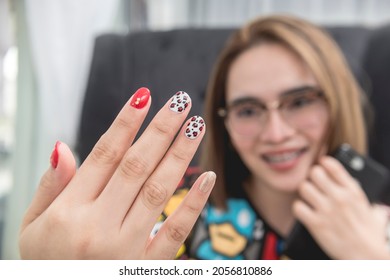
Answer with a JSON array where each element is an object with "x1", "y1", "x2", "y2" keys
[
  {"x1": 19, "y1": 15, "x2": 390, "y2": 259},
  {"x1": 186, "y1": 14, "x2": 390, "y2": 259}
]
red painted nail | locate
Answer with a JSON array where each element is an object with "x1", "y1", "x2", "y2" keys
[
  {"x1": 130, "y1": 87, "x2": 150, "y2": 109},
  {"x1": 50, "y1": 141, "x2": 61, "y2": 169}
]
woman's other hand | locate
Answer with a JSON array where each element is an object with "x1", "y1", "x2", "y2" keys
[
  {"x1": 293, "y1": 156, "x2": 389, "y2": 259},
  {"x1": 19, "y1": 87, "x2": 215, "y2": 259}
]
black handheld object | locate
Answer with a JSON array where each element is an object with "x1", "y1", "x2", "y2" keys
[
  {"x1": 283, "y1": 143, "x2": 390, "y2": 259},
  {"x1": 332, "y1": 143, "x2": 390, "y2": 202}
]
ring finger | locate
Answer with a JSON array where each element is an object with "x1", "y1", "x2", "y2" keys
[{"x1": 122, "y1": 116, "x2": 206, "y2": 243}]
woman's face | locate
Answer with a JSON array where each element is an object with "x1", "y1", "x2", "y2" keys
[{"x1": 225, "y1": 43, "x2": 329, "y2": 193}]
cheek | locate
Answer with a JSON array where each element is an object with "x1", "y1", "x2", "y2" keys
[
  {"x1": 228, "y1": 133, "x2": 258, "y2": 163},
  {"x1": 301, "y1": 109, "x2": 330, "y2": 144},
  {"x1": 226, "y1": 124, "x2": 253, "y2": 153},
  {"x1": 230, "y1": 135, "x2": 253, "y2": 153}
]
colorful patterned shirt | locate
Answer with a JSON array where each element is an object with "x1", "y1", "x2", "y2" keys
[{"x1": 153, "y1": 167, "x2": 286, "y2": 260}]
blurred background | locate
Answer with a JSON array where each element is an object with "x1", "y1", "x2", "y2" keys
[{"x1": 1, "y1": 0, "x2": 390, "y2": 259}]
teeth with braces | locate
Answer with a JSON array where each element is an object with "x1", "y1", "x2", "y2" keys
[{"x1": 264, "y1": 151, "x2": 301, "y2": 163}]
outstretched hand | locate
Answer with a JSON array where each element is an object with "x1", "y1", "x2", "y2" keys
[{"x1": 19, "y1": 87, "x2": 215, "y2": 259}]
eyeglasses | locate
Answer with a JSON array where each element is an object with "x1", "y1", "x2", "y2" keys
[{"x1": 218, "y1": 87, "x2": 327, "y2": 138}]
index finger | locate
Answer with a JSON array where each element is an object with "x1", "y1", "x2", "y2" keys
[
  {"x1": 320, "y1": 156, "x2": 360, "y2": 189},
  {"x1": 66, "y1": 87, "x2": 152, "y2": 201}
]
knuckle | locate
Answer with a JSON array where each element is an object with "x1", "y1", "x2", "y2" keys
[
  {"x1": 319, "y1": 202, "x2": 332, "y2": 216},
  {"x1": 291, "y1": 200, "x2": 302, "y2": 217},
  {"x1": 115, "y1": 115, "x2": 131, "y2": 130},
  {"x1": 165, "y1": 222, "x2": 187, "y2": 243},
  {"x1": 344, "y1": 186, "x2": 365, "y2": 205},
  {"x1": 45, "y1": 205, "x2": 67, "y2": 227},
  {"x1": 299, "y1": 181, "x2": 309, "y2": 193},
  {"x1": 90, "y1": 136, "x2": 120, "y2": 165},
  {"x1": 120, "y1": 153, "x2": 148, "y2": 178},
  {"x1": 309, "y1": 166, "x2": 319, "y2": 179},
  {"x1": 39, "y1": 173, "x2": 51, "y2": 190},
  {"x1": 70, "y1": 229, "x2": 105, "y2": 259},
  {"x1": 72, "y1": 234, "x2": 93, "y2": 258},
  {"x1": 39, "y1": 173, "x2": 57, "y2": 197},
  {"x1": 333, "y1": 192, "x2": 349, "y2": 206},
  {"x1": 152, "y1": 120, "x2": 175, "y2": 136},
  {"x1": 182, "y1": 201, "x2": 202, "y2": 216},
  {"x1": 350, "y1": 178, "x2": 365, "y2": 197},
  {"x1": 44, "y1": 206, "x2": 102, "y2": 259},
  {"x1": 141, "y1": 181, "x2": 167, "y2": 209},
  {"x1": 170, "y1": 147, "x2": 190, "y2": 164},
  {"x1": 298, "y1": 181, "x2": 312, "y2": 198}
]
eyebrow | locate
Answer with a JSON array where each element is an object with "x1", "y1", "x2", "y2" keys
[
  {"x1": 281, "y1": 85, "x2": 319, "y2": 97},
  {"x1": 228, "y1": 85, "x2": 320, "y2": 107}
]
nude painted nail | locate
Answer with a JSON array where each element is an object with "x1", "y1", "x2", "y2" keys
[
  {"x1": 169, "y1": 91, "x2": 191, "y2": 113},
  {"x1": 185, "y1": 116, "x2": 205, "y2": 139},
  {"x1": 199, "y1": 171, "x2": 216, "y2": 193}
]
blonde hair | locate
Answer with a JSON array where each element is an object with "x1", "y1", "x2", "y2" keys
[{"x1": 200, "y1": 15, "x2": 368, "y2": 207}]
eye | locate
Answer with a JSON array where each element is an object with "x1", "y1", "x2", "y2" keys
[
  {"x1": 232, "y1": 103, "x2": 263, "y2": 119},
  {"x1": 286, "y1": 94, "x2": 316, "y2": 109}
]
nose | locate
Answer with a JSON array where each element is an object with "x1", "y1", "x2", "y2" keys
[{"x1": 258, "y1": 110, "x2": 295, "y2": 143}]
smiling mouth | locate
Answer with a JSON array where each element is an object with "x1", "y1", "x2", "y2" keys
[{"x1": 262, "y1": 148, "x2": 307, "y2": 164}]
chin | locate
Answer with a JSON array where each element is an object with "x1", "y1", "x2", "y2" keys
[
  {"x1": 254, "y1": 160, "x2": 312, "y2": 193},
  {"x1": 268, "y1": 176, "x2": 303, "y2": 193}
]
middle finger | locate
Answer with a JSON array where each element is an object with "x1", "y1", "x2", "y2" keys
[{"x1": 309, "y1": 165, "x2": 341, "y2": 198}]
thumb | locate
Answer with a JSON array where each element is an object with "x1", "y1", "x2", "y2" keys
[{"x1": 21, "y1": 141, "x2": 76, "y2": 229}]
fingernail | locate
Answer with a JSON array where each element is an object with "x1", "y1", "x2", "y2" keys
[
  {"x1": 169, "y1": 91, "x2": 191, "y2": 113},
  {"x1": 199, "y1": 171, "x2": 216, "y2": 193},
  {"x1": 130, "y1": 87, "x2": 150, "y2": 109},
  {"x1": 50, "y1": 141, "x2": 61, "y2": 169},
  {"x1": 185, "y1": 116, "x2": 205, "y2": 139}
]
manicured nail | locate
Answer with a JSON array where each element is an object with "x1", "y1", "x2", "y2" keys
[
  {"x1": 199, "y1": 171, "x2": 216, "y2": 193},
  {"x1": 50, "y1": 141, "x2": 61, "y2": 169},
  {"x1": 130, "y1": 87, "x2": 150, "y2": 109},
  {"x1": 185, "y1": 116, "x2": 205, "y2": 139},
  {"x1": 169, "y1": 91, "x2": 191, "y2": 113}
]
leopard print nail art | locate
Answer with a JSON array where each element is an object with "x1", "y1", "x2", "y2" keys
[
  {"x1": 169, "y1": 91, "x2": 191, "y2": 113},
  {"x1": 185, "y1": 116, "x2": 205, "y2": 139}
]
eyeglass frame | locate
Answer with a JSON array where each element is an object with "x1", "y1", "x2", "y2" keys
[{"x1": 217, "y1": 86, "x2": 327, "y2": 136}]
